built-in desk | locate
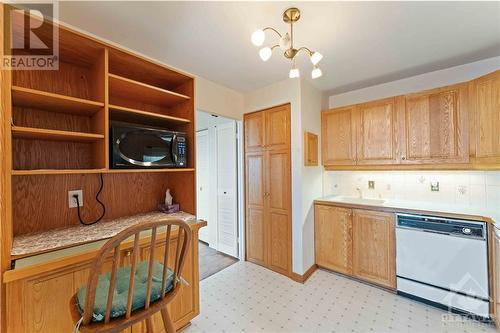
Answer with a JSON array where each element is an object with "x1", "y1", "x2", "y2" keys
[
  {"x1": 4, "y1": 211, "x2": 206, "y2": 333},
  {"x1": 12, "y1": 211, "x2": 198, "y2": 260}
]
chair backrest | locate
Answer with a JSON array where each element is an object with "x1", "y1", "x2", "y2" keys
[{"x1": 81, "y1": 219, "x2": 192, "y2": 325}]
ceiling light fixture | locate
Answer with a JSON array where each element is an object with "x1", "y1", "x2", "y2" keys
[{"x1": 251, "y1": 7, "x2": 323, "y2": 79}]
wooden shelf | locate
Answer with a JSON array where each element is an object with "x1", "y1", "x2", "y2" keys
[
  {"x1": 11, "y1": 86, "x2": 104, "y2": 115},
  {"x1": 12, "y1": 126, "x2": 104, "y2": 142},
  {"x1": 109, "y1": 104, "x2": 190, "y2": 125},
  {"x1": 109, "y1": 73, "x2": 190, "y2": 107},
  {"x1": 106, "y1": 168, "x2": 195, "y2": 174},
  {"x1": 12, "y1": 168, "x2": 195, "y2": 176},
  {"x1": 12, "y1": 169, "x2": 107, "y2": 176}
]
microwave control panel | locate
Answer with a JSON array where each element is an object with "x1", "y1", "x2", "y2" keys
[{"x1": 176, "y1": 136, "x2": 187, "y2": 166}]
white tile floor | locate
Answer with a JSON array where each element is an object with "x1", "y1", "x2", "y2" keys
[{"x1": 186, "y1": 261, "x2": 496, "y2": 333}]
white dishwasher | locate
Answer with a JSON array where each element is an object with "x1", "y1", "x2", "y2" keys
[{"x1": 396, "y1": 213, "x2": 490, "y2": 318}]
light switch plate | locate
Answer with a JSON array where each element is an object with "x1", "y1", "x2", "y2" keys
[
  {"x1": 430, "y1": 181, "x2": 440, "y2": 192},
  {"x1": 68, "y1": 190, "x2": 83, "y2": 208}
]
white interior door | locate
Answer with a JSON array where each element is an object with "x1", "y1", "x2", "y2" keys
[
  {"x1": 216, "y1": 122, "x2": 238, "y2": 257},
  {"x1": 196, "y1": 130, "x2": 210, "y2": 244}
]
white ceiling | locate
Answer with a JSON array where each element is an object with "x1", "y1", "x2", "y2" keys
[{"x1": 59, "y1": 1, "x2": 499, "y2": 94}]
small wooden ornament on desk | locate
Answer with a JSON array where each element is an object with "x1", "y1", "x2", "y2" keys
[{"x1": 159, "y1": 188, "x2": 180, "y2": 213}]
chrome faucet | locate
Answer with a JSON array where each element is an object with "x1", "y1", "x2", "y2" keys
[{"x1": 356, "y1": 187, "x2": 363, "y2": 199}]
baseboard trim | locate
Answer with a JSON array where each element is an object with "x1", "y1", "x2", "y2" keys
[{"x1": 290, "y1": 264, "x2": 317, "y2": 283}]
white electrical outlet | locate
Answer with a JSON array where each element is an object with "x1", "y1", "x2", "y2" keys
[{"x1": 68, "y1": 190, "x2": 83, "y2": 208}]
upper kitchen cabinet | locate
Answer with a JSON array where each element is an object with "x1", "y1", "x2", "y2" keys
[
  {"x1": 244, "y1": 111, "x2": 265, "y2": 152},
  {"x1": 264, "y1": 104, "x2": 290, "y2": 150},
  {"x1": 245, "y1": 104, "x2": 290, "y2": 152},
  {"x1": 321, "y1": 70, "x2": 498, "y2": 170},
  {"x1": 400, "y1": 83, "x2": 469, "y2": 164},
  {"x1": 469, "y1": 70, "x2": 500, "y2": 167},
  {"x1": 321, "y1": 106, "x2": 357, "y2": 165},
  {"x1": 355, "y1": 97, "x2": 401, "y2": 165}
]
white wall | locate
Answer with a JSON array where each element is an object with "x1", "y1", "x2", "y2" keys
[
  {"x1": 299, "y1": 79, "x2": 323, "y2": 273},
  {"x1": 196, "y1": 77, "x2": 245, "y2": 120},
  {"x1": 329, "y1": 56, "x2": 500, "y2": 108}
]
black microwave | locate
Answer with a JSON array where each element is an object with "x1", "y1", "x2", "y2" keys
[{"x1": 110, "y1": 122, "x2": 187, "y2": 168}]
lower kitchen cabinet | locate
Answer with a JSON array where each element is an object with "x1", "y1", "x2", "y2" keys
[
  {"x1": 352, "y1": 209, "x2": 396, "y2": 289},
  {"x1": 314, "y1": 204, "x2": 396, "y2": 289},
  {"x1": 314, "y1": 205, "x2": 352, "y2": 275}
]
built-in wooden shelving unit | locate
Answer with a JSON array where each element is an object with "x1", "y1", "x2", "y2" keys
[
  {"x1": 0, "y1": 6, "x2": 198, "y2": 332},
  {"x1": 2, "y1": 9, "x2": 196, "y2": 243}
]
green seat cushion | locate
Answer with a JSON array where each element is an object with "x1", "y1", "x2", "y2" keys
[{"x1": 76, "y1": 261, "x2": 174, "y2": 322}]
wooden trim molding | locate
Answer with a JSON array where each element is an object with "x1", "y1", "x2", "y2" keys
[{"x1": 290, "y1": 264, "x2": 317, "y2": 284}]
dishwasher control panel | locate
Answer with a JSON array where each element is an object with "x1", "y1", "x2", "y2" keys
[{"x1": 396, "y1": 214, "x2": 486, "y2": 239}]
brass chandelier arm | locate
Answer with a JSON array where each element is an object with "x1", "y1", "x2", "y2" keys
[
  {"x1": 296, "y1": 46, "x2": 314, "y2": 57},
  {"x1": 263, "y1": 27, "x2": 282, "y2": 38}
]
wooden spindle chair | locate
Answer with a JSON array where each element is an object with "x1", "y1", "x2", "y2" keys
[{"x1": 70, "y1": 219, "x2": 192, "y2": 333}]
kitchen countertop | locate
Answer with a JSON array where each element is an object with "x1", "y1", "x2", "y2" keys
[
  {"x1": 315, "y1": 195, "x2": 500, "y2": 233},
  {"x1": 11, "y1": 211, "x2": 203, "y2": 259}
]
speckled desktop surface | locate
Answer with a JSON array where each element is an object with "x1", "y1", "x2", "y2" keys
[{"x1": 12, "y1": 211, "x2": 198, "y2": 257}]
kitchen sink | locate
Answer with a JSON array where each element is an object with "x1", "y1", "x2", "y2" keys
[{"x1": 333, "y1": 196, "x2": 386, "y2": 205}]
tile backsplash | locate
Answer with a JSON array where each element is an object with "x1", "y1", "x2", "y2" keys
[{"x1": 323, "y1": 171, "x2": 500, "y2": 214}]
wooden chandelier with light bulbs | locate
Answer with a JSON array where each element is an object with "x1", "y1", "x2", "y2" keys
[{"x1": 251, "y1": 7, "x2": 323, "y2": 79}]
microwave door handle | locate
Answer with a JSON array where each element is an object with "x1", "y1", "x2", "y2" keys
[{"x1": 171, "y1": 134, "x2": 178, "y2": 165}]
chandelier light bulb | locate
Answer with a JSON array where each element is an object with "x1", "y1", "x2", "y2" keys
[
  {"x1": 259, "y1": 47, "x2": 272, "y2": 61},
  {"x1": 289, "y1": 61, "x2": 300, "y2": 78},
  {"x1": 279, "y1": 33, "x2": 291, "y2": 51},
  {"x1": 310, "y1": 51, "x2": 323, "y2": 65},
  {"x1": 251, "y1": 29, "x2": 266, "y2": 46},
  {"x1": 311, "y1": 66, "x2": 323, "y2": 79}
]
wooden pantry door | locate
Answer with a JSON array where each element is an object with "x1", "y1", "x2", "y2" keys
[{"x1": 244, "y1": 104, "x2": 291, "y2": 277}]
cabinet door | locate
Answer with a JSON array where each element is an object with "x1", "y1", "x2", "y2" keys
[
  {"x1": 244, "y1": 111, "x2": 265, "y2": 152},
  {"x1": 266, "y1": 149, "x2": 291, "y2": 275},
  {"x1": 245, "y1": 152, "x2": 266, "y2": 266},
  {"x1": 356, "y1": 98, "x2": 400, "y2": 165},
  {"x1": 470, "y1": 71, "x2": 500, "y2": 164},
  {"x1": 352, "y1": 210, "x2": 396, "y2": 289},
  {"x1": 21, "y1": 271, "x2": 77, "y2": 333},
  {"x1": 264, "y1": 104, "x2": 290, "y2": 150},
  {"x1": 321, "y1": 107, "x2": 357, "y2": 165},
  {"x1": 314, "y1": 205, "x2": 352, "y2": 275},
  {"x1": 402, "y1": 84, "x2": 469, "y2": 164}
]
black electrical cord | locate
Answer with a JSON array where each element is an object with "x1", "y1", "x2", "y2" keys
[{"x1": 74, "y1": 173, "x2": 106, "y2": 226}]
